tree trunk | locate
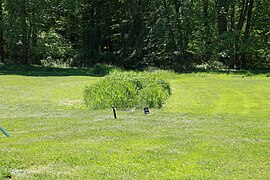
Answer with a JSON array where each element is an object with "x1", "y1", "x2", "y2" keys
[
  {"x1": 31, "y1": 12, "x2": 38, "y2": 48},
  {"x1": 21, "y1": 0, "x2": 29, "y2": 65},
  {"x1": 216, "y1": 0, "x2": 229, "y2": 66},
  {"x1": 244, "y1": 0, "x2": 254, "y2": 38},
  {"x1": 163, "y1": 0, "x2": 176, "y2": 51},
  {"x1": 229, "y1": 3, "x2": 236, "y2": 69},
  {"x1": 238, "y1": 0, "x2": 254, "y2": 68},
  {"x1": 174, "y1": 0, "x2": 190, "y2": 63},
  {"x1": 234, "y1": 0, "x2": 250, "y2": 69},
  {"x1": 0, "y1": 0, "x2": 5, "y2": 63},
  {"x1": 203, "y1": 0, "x2": 211, "y2": 61},
  {"x1": 216, "y1": 0, "x2": 229, "y2": 35},
  {"x1": 237, "y1": 0, "x2": 249, "y2": 31}
]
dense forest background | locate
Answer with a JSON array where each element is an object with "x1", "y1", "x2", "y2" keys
[{"x1": 0, "y1": 0, "x2": 269, "y2": 70}]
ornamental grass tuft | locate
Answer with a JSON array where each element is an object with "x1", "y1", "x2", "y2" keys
[{"x1": 84, "y1": 72, "x2": 171, "y2": 109}]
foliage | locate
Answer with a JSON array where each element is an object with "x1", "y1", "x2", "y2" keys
[
  {"x1": 36, "y1": 31, "x2": 75, "y2": 67},
  {"x1": 92, "y1": 63, "x2": 120, "y2": 76},
  {"x1": 0, "y1": 0, "x2": 269, "y2": 69},
  {"x1": 84, "y1": 72, "x2": 172, "y2": 109}
]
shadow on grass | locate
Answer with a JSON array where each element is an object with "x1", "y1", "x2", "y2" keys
[
  {"x1": 0, "y1": 64, "x2": 269, "y2": 77},
  {"x1": 0, "y1": 64, "x2": 117, "y2": 77},
  {"x1": 218, "y1": 69, "x2": 270, "y2": 75},
  {"x1": 176, "y1": 68, "x2": 270, "y2": 76}
]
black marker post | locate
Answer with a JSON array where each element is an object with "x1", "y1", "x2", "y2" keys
[{"x1": 112, "y1": 107, "x2": 117, "y2": 119}]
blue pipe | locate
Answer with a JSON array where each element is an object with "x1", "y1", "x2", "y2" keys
[{"x1": 0, "y1": 127, "x2": 11, "y2": 138}]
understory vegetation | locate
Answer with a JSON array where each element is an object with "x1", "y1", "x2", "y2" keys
[
  {"x1": 84, "y1": 71, "x2": 172, "y2": 109},
  {"x1": 0, "y1": 67, "x2": 270, "y2": 179}
]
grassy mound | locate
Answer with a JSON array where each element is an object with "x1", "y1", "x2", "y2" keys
[{"x1": 84, "y1": 72, "x2": 171, "y2": 109}]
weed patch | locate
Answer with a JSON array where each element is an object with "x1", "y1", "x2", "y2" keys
[{"x1": 84, "y1": 72, "x2": 172, "y2": 109}]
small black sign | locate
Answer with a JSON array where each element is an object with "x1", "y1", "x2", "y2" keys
[{"x1": 144, "y1": 107, "x2": 150, "y2": 114}]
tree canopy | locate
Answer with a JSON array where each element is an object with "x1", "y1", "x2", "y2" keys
[{"x1": 0, "y1": 0, "x2": 269, "y2": 70}]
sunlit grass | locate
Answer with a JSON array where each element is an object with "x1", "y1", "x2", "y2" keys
[
  {"x1": 165, "y1": 73, "x2": 270, "y2": 116},
  {"x1": 0, "y1": 70, "x2": 270, "y2": 179}
]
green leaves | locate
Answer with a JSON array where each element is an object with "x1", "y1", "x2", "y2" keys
[{"x1": 1, "y1": 0, "x2": 269, "y2": 69}]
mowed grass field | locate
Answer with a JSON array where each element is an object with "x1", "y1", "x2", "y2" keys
[{"x1": 0, "y1": 69, "x2": 270, "y2": 179}]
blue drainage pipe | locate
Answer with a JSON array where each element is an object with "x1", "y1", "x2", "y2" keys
[{"x1": 0, "y1": 127, "x2": 11, "y2": 138}]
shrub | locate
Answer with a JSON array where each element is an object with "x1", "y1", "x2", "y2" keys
[
  {"x1": 92, "y1": 64, "x2": 122, "y2": 76},
  {"x1": 245, "y1": 71, "x2": 254, "y2": 77},
  {"x1": 84, "y1": 72, "x2": 172, "y2": 109}
]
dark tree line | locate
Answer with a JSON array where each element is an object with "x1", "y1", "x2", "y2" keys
[{"x1": 0, "y1": 0, "x2": 269, "y2": 69}]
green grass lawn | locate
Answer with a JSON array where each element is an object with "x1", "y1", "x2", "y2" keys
[{"x1": 0, "y1": 69, "x2": 270, "y2": 179}]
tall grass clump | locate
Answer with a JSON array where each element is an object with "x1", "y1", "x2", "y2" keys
[{"x1": 84, "y1": 71, "x2": 172, "y2": 109}]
